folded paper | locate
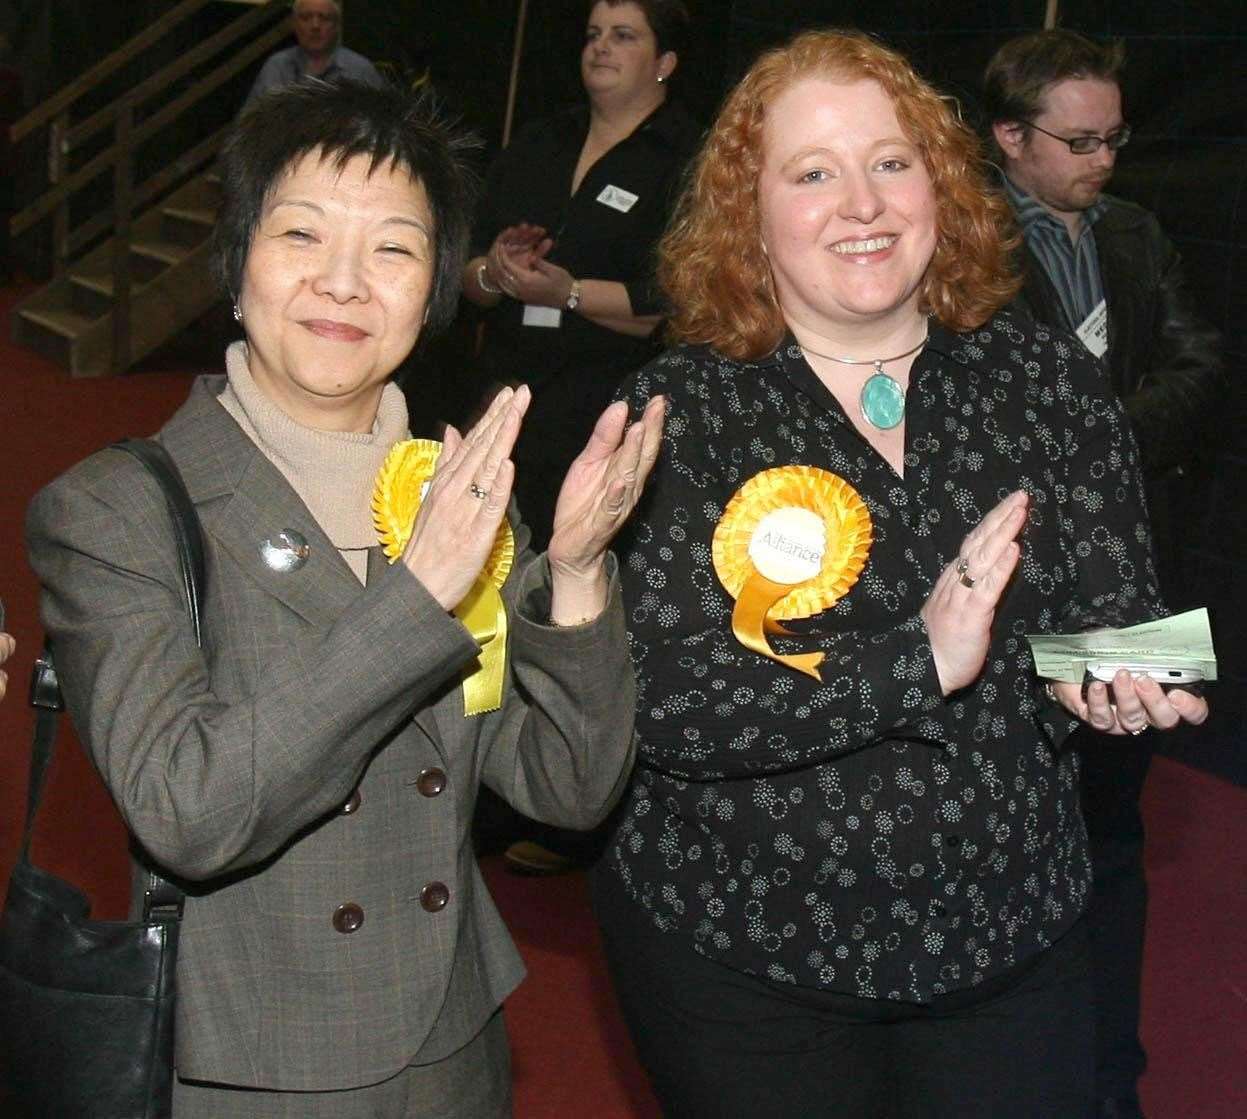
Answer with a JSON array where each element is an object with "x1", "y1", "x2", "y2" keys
[{"x1": 1025, "y1": 608, "x2": 1217, "y2": 684}]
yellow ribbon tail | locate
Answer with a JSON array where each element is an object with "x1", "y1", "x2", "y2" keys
[
  {"x1": 454, "y1": 579, "x2": 507, "y2": 715},
  {"x1": 732, "y1": 571, "x2": 824, "y2": 682}
]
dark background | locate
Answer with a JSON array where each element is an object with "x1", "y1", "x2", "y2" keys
[{"x1": 3, "y1": 0, "x2": 1242, "y2": 767}]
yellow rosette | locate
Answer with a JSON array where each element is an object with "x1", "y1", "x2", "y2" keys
[
  {"x1": 372, "y1": 439, "x2": 514, "y2": 716},
  {"x1": 712, "y1": 466, "x2": 872, "y2": 681}
]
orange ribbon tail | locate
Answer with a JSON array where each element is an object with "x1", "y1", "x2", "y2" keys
[{"x1": 733, "y1": 573, "x2": 824, "y2": 682}]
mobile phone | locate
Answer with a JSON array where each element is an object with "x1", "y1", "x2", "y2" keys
[{"x1": 1082, "y1": 660, "x2": 1205, "y2": 698}]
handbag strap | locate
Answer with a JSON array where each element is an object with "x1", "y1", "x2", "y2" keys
[
  {"x1": 21, "y1": 657, "x2": 63, "y2": 862},
  {"x1": 113, "y1": 438, "x2": 206, "y2": 648},
  {"x1": 23, "y1": 438, "x2": 206, "y2": 920}
]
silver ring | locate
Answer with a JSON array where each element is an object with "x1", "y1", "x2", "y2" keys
[
  {"x1": 468, "y1": 483, "x2": 489, "y2": 500},
  {"x1": 956, "y1": 557, "x2": 976, "y2": 589},
  {"x1": 1128, "y1": 725, "x2": 1147, "y2": 736}
]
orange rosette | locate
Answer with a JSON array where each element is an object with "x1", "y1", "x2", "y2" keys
[
  {"x1": 711, "y1": 466, "x2": 872, "y2": 681},
  {"x1": 372, "y1": 439, "x2": 514, "y2": 715}
]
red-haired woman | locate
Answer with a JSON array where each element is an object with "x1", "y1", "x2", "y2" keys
[{"x1": 594, "y1": 29, "x2": 1208, "y2": 1117}]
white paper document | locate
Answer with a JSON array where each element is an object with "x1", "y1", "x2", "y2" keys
[{"x1": 1025, "y1": 608, "x2": 1217, "y2": 684}]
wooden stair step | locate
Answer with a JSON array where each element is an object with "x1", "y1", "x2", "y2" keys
[
  {"x1": 18, "y1": 306, "x2": 98, "y2": 338},
  {"x1": 131, "y1": 238, "x2": 190, "y2": 265},
  {"x1": 162, "y1": 204, "x2": 216, "y2": 226},
  {"x1": 68, "y1": 272, "x2": 115, "y2": 296},
  {"x1": 68, "y1": 269, "x2": 160, "y2": 298}
]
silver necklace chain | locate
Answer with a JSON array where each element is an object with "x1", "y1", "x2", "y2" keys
[{"x1": 799, "y1": 334, "x2": 929, "y2": 373}]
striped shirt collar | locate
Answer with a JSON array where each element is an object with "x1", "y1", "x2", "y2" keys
[
  {"x1": 1002, "y1": 173, "x2": 1109, "y2": 336},
  {"x1": 1002, "y1": 174, "x2": 1108, "y2": 241}
]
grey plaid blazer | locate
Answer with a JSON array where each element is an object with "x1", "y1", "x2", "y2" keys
[{"x1": 25, "y1": 376, "x2": 637, "y2": 1091}]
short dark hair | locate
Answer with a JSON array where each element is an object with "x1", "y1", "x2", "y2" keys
[
  {"x1": 588, "y1": 0, "x2": 691, "y2": 59},
  {"x1": 214, "y1": 79, "x2": 478, "y2": 336},
  {"x1": 983, "y1": 30, "x2": 1125, "y2": 126}
]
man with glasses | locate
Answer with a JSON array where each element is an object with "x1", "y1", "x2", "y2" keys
[
  {"x1": 245, "y1": 0, "x2": 381, "y2": 106},
  {"x1": 984, "y1": 30, "x2": 1223, "y2": 1119}
]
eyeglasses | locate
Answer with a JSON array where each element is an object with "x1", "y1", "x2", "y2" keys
[{"x1": 1024, "y1": 121, "x2": 1131, "y2": 155}]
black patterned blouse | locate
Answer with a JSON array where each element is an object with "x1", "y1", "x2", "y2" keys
[{"x1": 603, "y1": 309, "x2": 1163, "y2": 1002}]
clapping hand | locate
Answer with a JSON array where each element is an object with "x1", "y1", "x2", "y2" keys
[
  {"x1": 402, "y1": 386, "x2": 530, "y2": 611},
  {"x1": 484, "y1": 224, "x2": 552, "y2": 299},
  {"x1": 921, "y1": 490, "x2": 1027, "y2": 694},
  {"x1": 494, "y1": 254, "x2": 580, "y2": 310},
  {"x1": 545, "y1": 396, "x2": 665, "y2": 624}
]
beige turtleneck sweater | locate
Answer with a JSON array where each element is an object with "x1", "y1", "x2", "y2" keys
[{"x1": 218, "y1": 341, "x2": 410, "y2": 583}]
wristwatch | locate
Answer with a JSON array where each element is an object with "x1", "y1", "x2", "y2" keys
[{"x1": 565, "y1": 278, "x2": 582, "y2": 312}]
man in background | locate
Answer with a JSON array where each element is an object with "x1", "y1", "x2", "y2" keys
[
  {"x1": 245, "y1": 0, "x2": 381, "y2": 106},
  {"x1": 984, "y1": 30, "x2": 1223, "y2": 1119}
]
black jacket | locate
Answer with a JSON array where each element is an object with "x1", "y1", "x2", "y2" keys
[
  {"x1": 1012, "y1": 194, "x2": 1223, "y2": 480},
  {"x1": 471, "y1": 100, "x2": 702, "y2": 411},
  {"x1": 1011, "y1": 195, "x2": 1223, "y2": 591}
]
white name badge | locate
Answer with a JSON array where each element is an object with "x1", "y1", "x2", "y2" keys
[
  {"x1": 1075, "y1": 298, "x2": 1109, "y2": 359},
  {"x1": 522, "y1": 304, "x2": 562, "y2": 329},
  {"x1": 596, "y1": 184, "x2": 639, "y2": 213},
  {"x1": 748, "y1": 507, "x2": 826, "y2": 585}
]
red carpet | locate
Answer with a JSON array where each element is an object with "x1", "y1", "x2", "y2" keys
[{"x1": 1, "y1": 283, "x2": 1243, "y2": 1115}]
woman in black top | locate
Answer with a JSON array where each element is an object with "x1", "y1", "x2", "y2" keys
[
  {"x1": 462, "y1": 0, "x2": 699, "y2": 548},
  {"x1": 596, "y1": 30, "x2": 1210, "y2": 1118}
]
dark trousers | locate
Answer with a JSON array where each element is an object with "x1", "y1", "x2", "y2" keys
[
  {"x1": 593, "y1": 872, "x2": 1095, "y2": 1118},
  {"x1": 1077, "y1": 727, "x2": 1153, "y2": 1097}
]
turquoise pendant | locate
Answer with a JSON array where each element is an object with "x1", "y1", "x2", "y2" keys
[{"x1": 859, "y1": 371, "x2": 906, "y2": 430}]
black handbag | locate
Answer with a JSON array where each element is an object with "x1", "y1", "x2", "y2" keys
[{"x1": 0, "y1": 438, "x2": 205, "y2": 1119}]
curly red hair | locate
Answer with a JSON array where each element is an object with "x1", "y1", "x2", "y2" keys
[{"x1": 660, "y1": 29, "x2": 1020, "y2": 360}]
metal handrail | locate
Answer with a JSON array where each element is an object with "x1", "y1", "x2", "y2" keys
[{"x1": 8, "y1": 0, "x2": 289, "y2": 372}]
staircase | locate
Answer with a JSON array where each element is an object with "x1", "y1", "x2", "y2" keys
[
  {"x1": 7, "y1": 0, "x2": 288, "y2": 376},
  {"x1": 13, "y1": 173, "x2": 223, "y2": 376}
]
